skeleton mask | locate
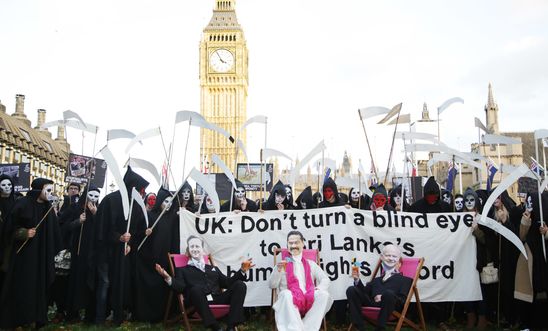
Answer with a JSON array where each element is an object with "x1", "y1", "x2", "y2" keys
[
  {"x1": 161, "y1": 196, "x2": 172, "y2": 211},
  {"x1": 442, "y1": 192, "x2": 452, "y2": 204},
  {"x1": 350, "y1": 189, "x2": 361, "y2": 202},
  {"x1": 41, "y1": 184, "x2": 54, "y2": 202},
  {"x1": 51, "y1": 195, "x2": 59, "y2": 207},
  {"x1": 182, "y1": 188, "x2": 191, "y2": 201},
  {"x1": 275, "y1": 192, "x2": 285, "y2": 204},
  {"x1": 393, "y1": 195, "x2": 402, "y2": 206},
  {"x1": 525, "y1": 196, "x2": 533, "y2": 212},
  {"x1": 464, "y1": 195, "x2": 476, "y2": 211},
  {"x1": 0, "y1": 179, "x2": 12, "y2": 196},
  {"x1": 235, "y1": 187, "x2": 245, "y2": 200},
  {"x1": 87, "y1": 190, "x2": 100, "y2": 204},
  {"x1": 454, "y1": 197, "x2": 464, "y2": 211},
  {"x1": 285, "y1": 187, "x2": 292, "y2": 201},
  {"x1": 300, "y1": 202, "x2": 307, "y2": 209}
]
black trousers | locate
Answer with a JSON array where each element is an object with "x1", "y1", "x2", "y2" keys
[
  {"x1": 187, "y1": 280, "x2": 247, "y2": 329},
  {"x1": 346, "y1": 286, "x2": 402, "y2": 331}
]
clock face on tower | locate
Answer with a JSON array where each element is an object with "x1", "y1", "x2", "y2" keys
[{"x1": 209, "y1": 49, "x2": 234, "y2": 73}]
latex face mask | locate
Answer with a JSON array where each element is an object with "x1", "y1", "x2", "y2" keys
[
  {"x1": 235, "y1": 187, "x2": 245, "y2": 200},
  {"x1": 285, "y1": 187, "x2": 292, "y2": 201},
  {"x1": 188, "y1": 238, "x2": 204, "y2": 260},
  {"x1": 87, "y1": 190, "x2": 100, "y2": 204},
  {"x1": 442, "y1": 192, "x2": 452, "y2": 204},
  {"x1": 287, "y1": 234, "x2": 304, "y2": 256},
  {"x1": 323, "y1": 187, "x2": 334, "y2": 202},
  {"x1": 275, "y1": 192, "x2": 285, "y2": 204},
  {"x1": 350, "y1": 189, "x2": 360, "y2": 202},
  {"x1": 454, "y1": 197, "x2": 464, "y2": 211},
  {"x1": 464, "y1": 195, "x2": 476, "y2": 211},
  {"x1": 381, "y1": 246, "x2": 400, "y2": 269},
  {"x1": 0, "y1": 179, "x2": 12, "y2": 196},
  {"x1": 182, "y1": 188, "x2": 191, "y2": 201},
  {"x1": 425, "y1": 193, "x2": 437, "y2": 205},
  {"x1": 41, "y1": 184, "x2": 54, "y2": 202},
  {"x1": 147, "y1": 194, "x2": 156, "y2": 207},
  {"x1": 526, "y1": 196, "x2": 533, "y2": 212},
  {"x1": 373, "y1": 194, "x2": 386, "y2": 209},
  {"x1": 161, "y1": 196, "x2": 172, "y2": 211}
]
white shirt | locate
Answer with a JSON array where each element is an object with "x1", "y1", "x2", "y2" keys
[{"x1": 269, "y1": 253, "x2": 330, "y2": 292}]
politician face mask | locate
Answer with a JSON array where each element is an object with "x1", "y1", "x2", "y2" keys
[{"x1": 188, "y1": 238, "x2": 204, "y2": 260}]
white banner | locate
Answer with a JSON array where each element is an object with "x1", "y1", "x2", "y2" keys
[{"x1": 178, "y1": 207, "x2": 482, "y2": 306}]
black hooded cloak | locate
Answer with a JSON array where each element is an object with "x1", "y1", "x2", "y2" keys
[
  {"x1": 319, "y1": 178, "x2": 344, "y2": 208},
  {"x1": 0, "y1": 178, "x2": 62, "y2": 328},
  {"x1": 264, "y1": 180, "x2": 291, "y2": 210},
  {"x1": 408, "y1": 176, "x2": 451, "y2": 213},
  {"x1": 295, "y1": 186, "x2": 315, "y2": 210},
  {"x1": 220, "y1": 180, "x2": 258, "y2": 212}
]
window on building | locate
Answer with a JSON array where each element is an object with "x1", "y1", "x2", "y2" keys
[
  {"x1": 43, "y1": 142, "x2": 53, "y2": 152},
  {"x1": 20, "y1": 129, "x2": 31, "y2": 141}
]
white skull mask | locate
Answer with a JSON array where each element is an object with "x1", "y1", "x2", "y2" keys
[
  {"x1": 275, "y1": 193, "x2": 285, "y2": 204},
  {"x1": 454, "y1": 197, "x2": 464, "y2": 211},
  {"x1": 350, "y1": 189, "x2": 361, "y2": 202},
  {"x1": 464, "y1": 195, "x2": 476, "y2": 211},
  {"x1": 235, "y1": 187, "x2": 245, "y2": 200},
  {"x1": 285, "y1": 187, "x2": 292, "y2": 201},
  {"x1": 41, "y1": 184, "x2": 54, "y2": 202},
  {"x1": 442, "y1": 193, "x2": 452, "y2": 204},
  {"x1": 162, "y1": 196, "x2": 172, "y2": 211},
  {"x1": 300, "y1": 202, "x2": 307, "y2": 209},
  {"x1": 51, "y1": 195, "x2": 59, "y2": 207},
  {"x1": 526, "y1": 196, "x2": 533, "y2": 212},
  {"x1": 393, "y1": 195, "x2": 402, "y2": 206},
  {"x1": 87, "y1": 190, "x2": 100, "y2": 203},
  {"x1": 182, "y1": 188, "x2": 191, "y2": 201},
  {"x1": 0, "y1": 179, "x2": 12, "y2": 196}
]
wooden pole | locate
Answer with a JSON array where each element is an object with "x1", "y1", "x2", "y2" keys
[{"x1": 17, "y1": 205, "x2": 54, "y2": 254}]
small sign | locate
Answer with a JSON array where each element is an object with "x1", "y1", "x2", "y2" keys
[
  {"x1": 236, "y1": 163, "x2": 273, "y2": 192},
  {"x1": 0, "y1": 163, "x2": 31, "y2": 192},
  {"x1": 66, "y1": 153, "x2": 107, "y2": 188}
]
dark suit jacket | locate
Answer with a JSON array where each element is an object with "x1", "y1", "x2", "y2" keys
[
  {"x1": 171, "y1": 264, "x2": 246, "y2": 297},
  {"x1": 357, "y1": 272, "x2": 412, "y2": 304}
]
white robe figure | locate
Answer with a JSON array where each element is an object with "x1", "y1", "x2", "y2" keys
[{"x1": 269, "y1": 253, "x2": 333, "y2": 331}]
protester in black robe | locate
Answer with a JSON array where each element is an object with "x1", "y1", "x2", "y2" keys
[
  {"x1": 389, "y1": 184, "x2": 409, "y2": 211},
  {"x1": 65, "y1": 185, "x2": 100, "y2": 322},
  {"x1": 366, "y1": 184, "x2": 395, "y2": 211},
  {"x1": 285, "y1": 184, "x2": 296, "y2": 209},
  {"x1": 199, "y1": 193, "x2": 218, "y2": 214},
  {"x1": 94, "y1": 166, "x2": 149, "y2": 325},
  {"x1": 475, "y1": 189, "x2": 489, "y2": 213},
  {"x1": 295, "y1": 186, "x2": 315, "y2": 210},
  {"x1": 220, "y1": 180, "x2": 258, "y2": 212},
  {"x1": 408, "y1": 176, "x2": 451, "y2": 213},
  {"x1": 319, "y1": 178, "x2": 345, "y2": 208},
  {"x1": 0, "y1": 178, "x2": 62, "y2": 329},
  {"x1": 134, "y1": 187, "x2": 176, "y2": 322},
  {"x1": 346, "y1": 187, "x2": 368, "y2": 210},
  {"x1": 0, "y1": 174, "x2": 18, "y2": 291},
  {"x1": 263, "y1": 180, "x2": 291, "y2": 210},
  {"x1": 177, "y1": 181, "x2": 198, "y2": 212},
  {"x1": 107, "y1": 166, "x2": 149, "y2": 325},
  {"x1": 338, "y1": 192, "x2": 349, "y2": 205},
  {"x1": 312, "y1": 191, "x2": 323, "y2": 208}
]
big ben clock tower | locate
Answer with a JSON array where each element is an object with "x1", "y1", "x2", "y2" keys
[{"x1": 200, "y1": 0, "x2": 248, "y2": 173}]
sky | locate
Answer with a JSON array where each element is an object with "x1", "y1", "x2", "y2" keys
[{"x1": 1, "y1": 0, "x2": 547, "y2": 193}]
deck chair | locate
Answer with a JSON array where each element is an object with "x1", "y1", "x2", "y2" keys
[
  {"x1": 271, "y1": 248, "x2": 327, "y2": 331},
  {"x1": 163, "y1": 253, "x2": 233, "y2": 330},
  {"x1": 347, "y1": 257, "x2": 426, "y2": 331}
]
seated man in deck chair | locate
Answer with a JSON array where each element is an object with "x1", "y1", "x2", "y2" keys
[
  {"x1": 155, "y1": 235, "x2": 254, "y2": 331},
  {"x1": 346, "y1": 244, "x2": 412, "y2": 331},
  {"x1": 269, "y1": 230, "x2": 333, "y2": 331}
]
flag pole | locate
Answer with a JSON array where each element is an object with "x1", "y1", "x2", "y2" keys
[
  {"x1": 358, "y1": 110, "x2": 379, "y2": 180},
  {"x1": 535, "y1": 138, "x2": 547, "y2": 261},
  {"x1": 384, "y1": 111, "x2": 401, "y2": 186}
]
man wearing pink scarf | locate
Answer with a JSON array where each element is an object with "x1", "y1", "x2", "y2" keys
[{"x1": 269, "y1": 231, "x2": 333, "y2": 331}]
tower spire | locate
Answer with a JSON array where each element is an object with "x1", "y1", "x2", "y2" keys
[{"x1": 484, "y1": 83, "x2": 499, "y2": 134}]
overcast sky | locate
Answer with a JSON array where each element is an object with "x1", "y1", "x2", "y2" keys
[{"x1": 1, "y1": 0, "x2": 547, "y2": 192}]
